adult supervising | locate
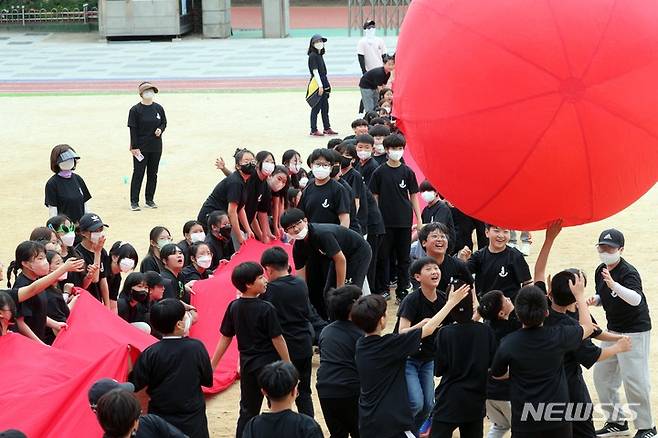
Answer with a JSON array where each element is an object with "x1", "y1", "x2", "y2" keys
[
  {"x1": 128, "y1": 82, "x2": 167, "y2": 211},
  {"x1": 308, "y1": 34, "x2": 338, "y2": 137}
]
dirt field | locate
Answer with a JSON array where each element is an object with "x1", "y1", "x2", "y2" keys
[{"x1": 1, "y1": 90, "x2": 656, "y2": 437}]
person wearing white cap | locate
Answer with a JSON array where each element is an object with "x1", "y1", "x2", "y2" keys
[
  {"x1": 44, "y1": 144, "x2": 91, "y2": 224},
  {"x1": 128, "y1": 82, "x2": 167, "y2": 211},
  {"x1": 589, "y1": 229, "x2": 655, "y2": 438}
]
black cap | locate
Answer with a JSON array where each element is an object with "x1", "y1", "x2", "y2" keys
[
  {"x1": 310, "y1": 34, "x2": 327, "y2": 43},
  {"x1": 363, "y1": 19, "x2": 375, "y2": 29},
  {"x1": 0, "y1": 431, "x2": 27, "y2": 438},
  {"x1": 88, "y1": 378, "x2": 135, "y2": 407},
  {"x1": 597, "y1": 229, "x2": 624, "y2": 248},
  {"x1": 78, "y1": 213, "x2": 109, "y2": 232}
]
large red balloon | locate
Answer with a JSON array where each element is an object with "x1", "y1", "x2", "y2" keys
[{"x1": 394, "y1": 0, "x2": 658, "y2": 230}]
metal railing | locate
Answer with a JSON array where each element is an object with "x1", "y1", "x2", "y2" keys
[
  {"x1": 0, "y1": 4, "x2": 98, "y2": 25},
  {"x1": 348, "y1": 0, "x2": 410, "y2": 36}
]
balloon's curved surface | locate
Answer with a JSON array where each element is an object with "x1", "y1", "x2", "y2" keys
[{"x1": 394, "y1": 0, "x2": 658, "y2": 230}]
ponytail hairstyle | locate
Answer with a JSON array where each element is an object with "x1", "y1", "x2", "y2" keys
[
  {"x1": 7, "y1": 241, "x2": 46, "y2": 288},
  {"x1": 282, "y1": 149, "x2": 302, "y2": 188},
  {"x1": 109, "y1": 241, "x2": 139, "y2": 267},
  {"x1": 256, "y1": 150, "x2": 275, "y2": 170},
  {"x1": 0, "y1": 290, "x2": 17, "y2": 332},
  {"x1": 147, "y1": 226, "x2": 171, "y2": 257},
  {"x1": 234, "y1": 148, "x2": 255, "y2": 165}
]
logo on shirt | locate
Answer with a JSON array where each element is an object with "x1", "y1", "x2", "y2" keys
[
  {"x1": 322, "y1": 199, "x2": 330, "y2": 208},
  {"x1": 257, "y1": 195, "x2": 262, "y2": 203},
  {"x1": 399, "y1": 179, "x2": 407, "y2": 189},
  {"x1": 79, "y1": 188, "x2": 84, "y2": 195},
  {"x1": 610, "y1": 290, "x2": 618, "y2": 298},
  {"x1": 156, "y1": 113, "x2": 161, "y2": 120},
  {"x1": 498, "y1": 266, "x2": 508, "y2": 278}
]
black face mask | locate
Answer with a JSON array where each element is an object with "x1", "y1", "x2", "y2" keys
[
  {"x1": 339, "y1": 156, "x2": 352, "y2": 169},
  {"x1": 240, "y1": 163, "x2": 256, "y2": 175},
  {"x1": 219, "y1": 226, "x2": 232, "y2": 239},
  {"x1": 330, "y1": 165, "x2": 341, "y2": 178},
  {"x1": 131, "y1": 289, "x2": 149, "y2": 303}
]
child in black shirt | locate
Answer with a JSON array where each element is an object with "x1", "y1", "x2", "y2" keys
[
  {"x1": 418, "y1": 180, "x2": 456, "y2": 253},
  {"x1": 352, "y1": 286, "x2": 470, "y2": 438},
  {"x1": 260, "y1": 247, "x2": 315, "y2": 418},
  {"x1": 212, "y1": 262, "x2": 290, "y2": 438},
  {"x1": 204, "y1": 210, "x2": 234, "y2": 270},
  {"x1": 317, "y1": 286, "x2": 364, "y2": 438},
  {"x1": 432, "y1": 291, "x2": 497, "y2": 438},
  {"x1": 416, "y1": 223, "x2": 472, "y2": 293},
  {"x1": 243, "y1": 361, "x2": 323, "y2": 438},
  {"x1": 353, "y1": 134, "x2": 379, "y2": 185},
  {"x1": 368, "y1": 124, "x2": 391, "y2": 165},
  {"x1": 130, "y1": 299, "x2": 213, "y2": 438},
  {"x1": 490, "y1": 283, "x2": 595, "y2": 438}
]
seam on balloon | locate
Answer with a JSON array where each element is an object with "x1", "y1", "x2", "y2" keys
[
  {"x1": 546, "y1": 0, "x2": 574, "y2": 77},
  {"x1": 583, "y1": 97, "x2": 658, "y2": 141},
  {"x1": 574, "y1": 105, "x2": 596, "y2": 221},
  {"x1": 580, "y1": 0, "x2": 619, "y2": 83},
  {"x1": 471, "y1": 100, "x2": 566, "y2": 216}
]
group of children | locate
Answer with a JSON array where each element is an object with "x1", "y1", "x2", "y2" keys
[{"x1": 1, "y1": 90, "x2": 655, "y2": 438}]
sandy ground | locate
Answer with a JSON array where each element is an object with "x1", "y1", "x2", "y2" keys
[{"x1": 1, "y1": 91, "x2": 656, "y2": 437}]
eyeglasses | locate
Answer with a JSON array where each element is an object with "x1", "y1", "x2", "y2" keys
[
  {"x1": 312, "y1": 163, "x2": 331, "y2": 169},
  {"x1": 50, "y1": 224, "x2": 75, "y2": 234},
  {"x1": 284, "y1": 220, "x2": 303, "y2": 233}
]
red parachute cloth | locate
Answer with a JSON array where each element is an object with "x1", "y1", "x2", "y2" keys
[
  {"x1": 394, "y1": 0, "x2": 658, "y2": 230},
  {"x1": 0, "y1": 330, "x2": 130, "y2": 437},
  {"x1": 190, "y1": 239, "x2": 294, "y2": 394}
]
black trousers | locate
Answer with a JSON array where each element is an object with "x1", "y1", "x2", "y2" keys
[
  {"x1": 431, "y1": 419, "x2": 483, "y2": 438},
  {"x1": 319, "y1": 395, "x2": 360, "y2": 438},
  {"x1": 130, "y1": 149, "x2": 162, "y2": 204},
  {"x1": 236, "y1": 367, "x2": 264, "y2": 438},
  {"x1": 323, "y1": 245, "x2": 372, "y2": 292},
  {"x1": 377, "y1": 227, "x2": 412, "y2": 296},
  {"x1": 512, "y1": 423, "x2": 572, "y2": 438},
  {"x1": 366, "y1": 233, "x2": 383, "y2": 293},
  {"x1": 310, "y1": 92, "x2": 331, "y2": 132},
  {"x1": 293, "y1": 356, "x2": 315, "y2": 418},
  {"x1": 451, "y1": 207, "x2": 486, "y2": 252}
]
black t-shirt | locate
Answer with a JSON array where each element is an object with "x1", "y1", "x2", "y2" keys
[
  {"x1": 437, "y1": 255, "x2": 472, "y2": 293},
  {"x1": 595, "y1": 258, "x2": 651, "y2": 332},
  {"x1": 180, "y1": 264, "x2": 211, "y2": 284},
  {"x1": 292, "y1": 223, "x2": 369, "y2": 270},
  {"x1": 369, "y1": 163, "x2": 419, "y2": 228},
  {"x1": 373, "y1": 154, "x2": 388, "y2": 165},
  {"x1": 433, "y1": 321, "x2": 497, "y2": 422},
  {"x1": 178, "y1": 239, "x2": 193, "y2": 266},
  {"x1": 13, "y1": 274, "x2": 47, "y2": 342},
  {"x1": 44, "y1": 287, "x2": 70, "y2": 344},
  {"x1": 490, "y1": 325, "x2": 583, "y2": 432},
  {"x1": 107, "y1": 271, "x2": 121, "y2": 301},
  {"x1": 342, "y1": 168, "x2": 368, "y2": 235},
  {"x1": 308, "y1": 52, "x2": 330, "y2": 88},
  {"x1": 220, "y1": 297, "x2": 283, "y2": 373},
  {"x1": 140, "y1": 254, "x2": 163, "y2": 274},
  {"x1": 243, "y1": 410, "x2": 323, "y2": 438},
  {"x1": 485, "y1": 317, "x2": 521, "y2": 401},
  {"x1": 396, "y1": 289, "x2": 446, "y2": 362},
  {"x1": 467, "y1": 246, "x2": 531, "y2": 298},
  {"x1": 359, "y1": 66, "x2": 391, "y2": 89},
  {"x1": 127, "y1": 102, "x2": 167, "y2": 152},
  {"x1": 44, "y1": 174, "x2": 92, "y2": 223},
  {"x1": 244, "y1": 177, "x2": 272, "y2": 223},
  {"x1": 118, "y1": 296, "x2": 150, "y2": 325},
  {"x1": 130, "y1": 337, "x2": 213, "y2": 438},
  {"x1": 261, "y1": 275, "x2": 313, "y2": 360},
  {"x1": 298, "y1": 179, "x2": 350, "y2": 225},
  {"x1": 337, "y1": 177, "x2": 361, "y2": 234},
  {"x1": 316, "y1": 320, "x2": 364, "y2": 399},
  {"x1": 422, "y1": 201, "x2": 457, "y2": 251},
  {"x1": 161, "y1": 268, "x2": 189, "y2": 304},
  {"x1": 355, "y1": 329, "x2": 422, "y2": 438},
  {"x1": 364, "y1": 189, "x2": 385, "y2": 235},
  {"x1": 74, "y1": 243, "x2": 109, "y2": 302},
  {"x1": 354, "y1": 157, "x2": 380, "y2": 186},
  {"x1": 136, "y1": 414, "x2": 187, "y2": 438},
  {"x1": 197, "y1": 171, "x2": 248, "y2": 223},
  {"x1": 204, "y1": 233, "x2": 234, "y2": 271}
]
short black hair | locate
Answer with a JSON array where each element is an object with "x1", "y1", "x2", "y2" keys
[
  {"x1": 418, "y1": 222, "x2": 450, "y2": 246},
  {"x1": 477, "y1": 290, "x2": 505, "y2": 320},
  {"x1": 143, "y1": 271, "x2": 164, "y2": 288},
  {"x1": 334, "y1": 142, "x2": 357, "y2": 160},
  {"x1": 150, "y1": 298, "x2": 185, "y2": 334},
  {"x1": 485, "y1": 224, "x2": 509, "y2": 231},
  {"x1": 260, "y1": 246, "x2": 289, "y2": 271},
  {"x1": 369, "y1": 117, "x2": 388, "y2": 126},
  {"x1": 231, "y1": 262, "x2": 264, "y2": 293},
  {"x1": 410, "y1": 256, "x2": 440, "y2": 277},
  {"x1": 95, "y1": 390, "x2": 141, "y2": 438},
  {"x1": 350, "y1": 294, "x2": 386, "y2": 333},
  {"x1": 183, "y1": 220, "x2": 202, "y2": 235},
  {"x1": 309, "y1": 148, "x2": 336, "y2": 165},
  {"x1": 207, "y1": 210, "x2": 228, "y2": 228},
  {"x1": 369, "y1": 124, "x2": 391, "y2": 137},
  {"x1": 109, "y1": 241, "x2": 139, "y2": 266},
  {"x1": 418, "y1": 180, "x2": 436, "y2": 192},
  {"x1": 327, "y1": 138, "x2": 343, "y2": 149},
  {"x1": 514, "y1": 286, "x2": 548, "y2": 328},
  {"x1": 355, "y1": 134, "x2": 375, "y2": 146},
  {"x1": 363, "y1": 111, "x2": 380, "y2": 124},
  {"x1": 351, "y1": 118, "x2": 368, "y2": 129},
  {"x1": 258, "y1": 361, "x2": 299, "y2": 402},
  {"x1": 326, "y1": 285, "x2": 362, "y2": 320},
  {"x1": 550, "y1": 269, "x2": 585, "y2": 306},
  {"x1": 383, "y1": 133, "x2": 406, "y2": 149},
  {"x1": 159, "y1": 243, "x2": 182, "y2": 263},
  {"x1": 280, "y1": 208, "x2": 306, "y2": 230},
  {"x1": 450, "y1": 292, "x2": 473, "y2": 323},
  {"x1": 189, "y1": 242, "x2": 212, "y2": 260}
]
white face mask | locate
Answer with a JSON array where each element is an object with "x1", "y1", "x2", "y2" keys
[
  {"x1": 388, "y1": 150, "x2": 404, "y2": 161},
  {"x1": 599, "y1": 250, "x2": 621, "y2": 266},
  {"x1": 90, "y1": 231, "x2": 104, "y2": 243},
  {"x1": 61, "y1": 231, "x2": 76, "y2": 247},
  {"x1": 261, "y1": 162, "x2": 275, "y2": 176},
  {"x1": 268, "y1": 177, "x2": 286, "y2": 193},
  {"x1": 58, "y1": 271, "x2": 68, "y2": 281},
  {"x1": 312, "y1": 165, "x2": 331, "y2": 180},
  {"x1": 196, "y1": 255, "x2": 212, "y2": 269},
  {"x1": 157, "y1": 238, "x2": 171, "y2": 249},
  {"x1": 142, "y1": 90, "x2": 155, "y2": 100},
  {"x1": 364, "y1": 28, "x2": 376, "y2": 38},
  {"x1": 421, "y1": 191, "x2": 437, "y2": 203},
  {"x1": 119, "y1": 258, "x2": 136, "y2": 273},
  {"x1": 357, "y1": 150, "x2": 372, "y2": 160},
  {"x1": 289, "y1": 224, "x2": 309, "y2": 241},
  {"x1": 59, "y1": 159, "x2": 75, "y2": 171},
  {"x1": 299, "y1": 177, "x2": 309, "y2": 188},
  {"x1": 183, "y1": 312, "x2": 192, "y2": 336},
  {"x1": 289, "y1": 162, "x2": 301, "y2": 175},
  {"x1": 374, "y1": 143, "x2": 385, "y2": 154},
  {"x1": 190, "y1": 232, "x2": 206, "y2": 244},
  {"x1": 314, "y1": 42, "x2": 325, "y2": 51}
]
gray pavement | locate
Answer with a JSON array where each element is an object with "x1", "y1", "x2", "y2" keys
[{"x1": 0, "y1": 32, "x2": 397, "y2": 81}]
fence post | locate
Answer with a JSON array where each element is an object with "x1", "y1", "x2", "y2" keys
[
  {"x1": 21, "y1": 5, "x2": 25, "y2": 26},
  {"x1": 83, "y1": 3, "x2": 88, "y2": 23}
]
